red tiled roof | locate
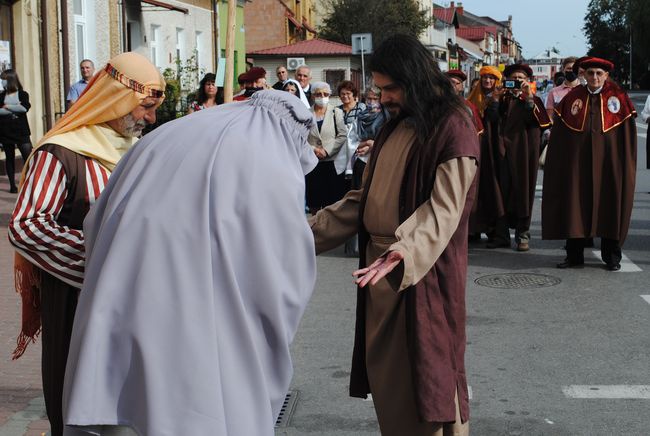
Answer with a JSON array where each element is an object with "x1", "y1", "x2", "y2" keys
[
  {"x1": 248, "y1": 38, "x2": 352, "y2": 56},
  {"x1": 456, "y1": 26, "x2": 497, "y2": 41},
  {"x1": 433, "y1": 8, "x2": 455, "y2": 24}
]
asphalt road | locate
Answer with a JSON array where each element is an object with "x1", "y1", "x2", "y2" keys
[{"x1": 279, "y1": 92, "x2": 650, "y2": 435}]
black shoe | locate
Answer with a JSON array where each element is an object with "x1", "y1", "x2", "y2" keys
[
  {"x1": 606, "y1": 263, "x2": 621, "y2": 271},
  {"x1": 556, "y1": 260, "x2": 584, "y2": 269},
  {"x1": 9, "y1": 186, "x2": 18, "y2": 193}
]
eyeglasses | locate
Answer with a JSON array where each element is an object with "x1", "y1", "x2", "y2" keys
[{"x1": 313, "y1": 92, "x2": 330, "y2": 97}]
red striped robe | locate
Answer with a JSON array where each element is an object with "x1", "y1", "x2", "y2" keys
[{"x1": 8, "y1": 149, "x2": 110, "y2": 288}]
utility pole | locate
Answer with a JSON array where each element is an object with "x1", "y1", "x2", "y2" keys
[{"x1": 223, "y1": 0, "x2": 237, "y2": 102}]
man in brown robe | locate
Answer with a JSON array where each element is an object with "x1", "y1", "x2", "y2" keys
[
  {"x1": 488, "y1": 64, "x2": 551, "y2": 251},
  {"x1": 309, "y1": 34, "x2": 479, "y2": 435},
  {"x1": 542, "y1": 57, "x2": 637, "y2": 271}
]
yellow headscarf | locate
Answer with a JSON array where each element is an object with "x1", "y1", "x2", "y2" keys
[
  {"x1": 12, "y1": 52, "x2": 165, "y2": 360},
  {"x1": 467, "y1": 66, "x2": 503, "y2": 117},
  {"x1": 35, "y1": 51, "x2": 166, "y2": 172}
]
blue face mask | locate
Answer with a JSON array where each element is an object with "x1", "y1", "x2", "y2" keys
[{"x1": 366, "y1": 102, "x2": 381, "y2": 112}]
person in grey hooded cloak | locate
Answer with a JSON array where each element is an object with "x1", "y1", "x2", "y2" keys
[{"x1": 62, "y1": 90, "x2": 318, "y2": 436}]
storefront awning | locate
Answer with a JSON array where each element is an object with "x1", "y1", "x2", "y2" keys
[{"x1": 141, "y1": 0, "x2": 189, "y2": 14}]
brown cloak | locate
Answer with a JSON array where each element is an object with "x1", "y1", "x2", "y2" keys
[
  {"x1": 351, "y1": 110, "x2": 480, "y2": 423},
  {"x1": 471, "y1": 101, "x2": 504, "y2": 233},
  {"x1": 542, "y1": 82, "x2": 637, "y2": 242},
  {"x1": 498, "y1": 95, "x2": 551, "y2": 226}
]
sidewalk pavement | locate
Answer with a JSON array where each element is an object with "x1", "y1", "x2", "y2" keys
[{"x1": 0, "y1": 176, "x2": 50, "y2": 436}]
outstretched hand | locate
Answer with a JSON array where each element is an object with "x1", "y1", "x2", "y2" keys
[{"x1": 352, "y1": 250, "x2": 404, "y2": 288}]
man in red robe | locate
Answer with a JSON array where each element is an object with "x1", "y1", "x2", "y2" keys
[
  {"x1": 542, "y1": 57, "x2": 637, "y2": 271},
  {"x1": 446, "y1": 69, "x2": 484, "y2": 135}
]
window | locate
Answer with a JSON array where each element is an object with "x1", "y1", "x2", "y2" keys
[
  {"x1": 72, "y1": 0, "x2": 96, "y2": 81},
  {"x1": 176, "y1": 27, "x2": 185, "y2": 65},
  {"x1": 150, "y1": 25, "x2": 161, "y2": 68},
  {"x1": 195, "y1": 31, "x2": 202, "y2": 71},
  {"x1": 324, "y1": 70, "x2": 345, "y2": 93}
]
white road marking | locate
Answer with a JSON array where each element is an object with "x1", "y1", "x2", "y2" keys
[
  {"x1": 468, "y1": 385, "x2": 473, "y2": 400},
  {"x1": 591, "y1": 251, "x2": 642, "y2": 272},
  {"x1": 636, "y1": 122, "x2": 647, "y2": 130},
  {"x1": 641, "y1": 295, "x2": 650, "y2": 306},
  {"x1": 536, "y1": 184, "x2": 543, "y2": 191},
  {"x1": 562, "y1": 385, "x2": 650, "y2": 399}
]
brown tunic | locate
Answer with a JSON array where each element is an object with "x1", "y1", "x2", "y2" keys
[
  {"x1": 310, "y1": 115, "x2": 479, "y2": 433},
  {"x1": 472, "y1": 101, "x2": 504, "y2": 233},
  {"x1": 542, "y1": 86, "x2": 637, "y2": 242}
]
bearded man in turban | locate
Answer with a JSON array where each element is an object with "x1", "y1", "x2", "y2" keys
[{"x1": 8, "y1": 52, "x2": 165, "y2": 436}]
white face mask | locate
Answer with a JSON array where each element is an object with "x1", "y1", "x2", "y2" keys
[{"x1": 314, "y1": 96, "x2": 329, "y2": 107}]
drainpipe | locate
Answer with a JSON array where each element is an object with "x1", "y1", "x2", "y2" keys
[
  {"x1": 212, "y1": 0, "x2": 219, "y2": 73},
  {"x1": 60, "y1": 0, "x2": 70, "y2": 111},
  {"x1": 40, "y1": 0, "x2": 52, "y2": 130}
]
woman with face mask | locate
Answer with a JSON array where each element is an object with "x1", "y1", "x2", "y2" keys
[
  {"x1": 0, "y1": 69, "x2": 32, "y2": 193},
  {"x1": 305, "y1": 81, "x2": 348, "y2": 214}
]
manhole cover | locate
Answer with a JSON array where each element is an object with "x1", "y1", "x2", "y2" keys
[
  {"x1": 475, "y1": 273, "x2": 561, "y2": 289},
  {"x1": 275, "y1": 390, "x2": 299, "y2": 428}
]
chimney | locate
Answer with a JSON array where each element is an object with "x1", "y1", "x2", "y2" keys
[
  {"x1": 450, "y1": 1, "x2": 455, "y2": 7},
  {"x1": 457, "y1": 2, "x2": 464, "y2": 15}
]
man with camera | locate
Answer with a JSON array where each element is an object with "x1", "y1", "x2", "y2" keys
[{"x1": 487, "y1": 63, "x2": 551, "y2": 251}]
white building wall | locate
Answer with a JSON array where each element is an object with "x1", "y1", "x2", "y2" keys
[
  {"x1": 251, "y1": 56, "x2": 357, "y2": 83},
  {"x1": 132, "y1": 0, "x2": 214, "y2": 89}
]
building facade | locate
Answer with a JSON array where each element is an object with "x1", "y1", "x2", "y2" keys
[
  {"x1": 1, "y1": 0, "x2": 247, "y2": 145},
  {"x1": 245, "y1": 0, "x2": 317, "y2": 54}
]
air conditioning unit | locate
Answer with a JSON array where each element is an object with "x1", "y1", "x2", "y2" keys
[{"x1": 287, "y1": 57, "x2": 306, "y2": 71}]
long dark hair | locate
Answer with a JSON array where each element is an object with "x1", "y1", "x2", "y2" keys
[
  {"x1": 196, "y1": 72, "x2": 216, "y2": 105},
  {"x1": 1, "y1": 69, "x2": 23, "y2": 93},
  {"x1": 368, "y1": 34, "x2": 468, "y2": 143}
]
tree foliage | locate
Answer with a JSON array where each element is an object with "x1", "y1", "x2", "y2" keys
[
  {"x1": 318, "y1": 0, "x2": 430, "y2": 47},
  {"x1": 584, "y1": 0, "x2": 650, "y2": 88}
]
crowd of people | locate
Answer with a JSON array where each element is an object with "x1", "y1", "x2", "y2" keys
[{"x1": 1, "y1": 32, "x2": 647, "y2": 436}]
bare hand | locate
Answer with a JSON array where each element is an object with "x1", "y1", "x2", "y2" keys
[
  {"x1": 352, "y1": 250, "x2": 404, "y2": 288},
  {"x1": 314, "y1": 148, "x2": 328, "y2": 159},
  {"x1": 356, "y1": 139, "x2": 374, "y2": 156},
  {"x1": 492, "y1": 87, "x2": 505, "y2": 102}
]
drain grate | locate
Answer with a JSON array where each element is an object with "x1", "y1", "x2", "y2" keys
[
  {"x1": 475, "y1": 273, "x2": 561, "y2": 289},
  {"x1": 275, "y1": 390, "x2": 299, "y2": 428}
]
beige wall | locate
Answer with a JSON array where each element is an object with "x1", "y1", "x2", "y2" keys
[{"x1": 12, "y1": 1, "x2": 45, "y2": 143}]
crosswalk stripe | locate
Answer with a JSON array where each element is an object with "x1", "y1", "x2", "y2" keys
[
  {"x1": 591, "y1": 251, "x2": 642, "y2": 272},
  {"x1": 562, "y1": 385, "x2": 650, "y2": 399}
]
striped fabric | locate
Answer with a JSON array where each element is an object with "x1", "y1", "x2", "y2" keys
[{"x1": 8, "y1": 150, "x2": 110, "y2": 288}]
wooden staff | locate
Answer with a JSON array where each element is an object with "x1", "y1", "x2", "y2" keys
[{"x1": 223, "y1": 0, "x2": 237, "y2": 102}]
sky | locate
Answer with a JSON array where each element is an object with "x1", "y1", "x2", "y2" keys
[{"x1": 438, "y1": 0, "x2": 591, "y2": 59}]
